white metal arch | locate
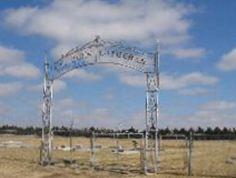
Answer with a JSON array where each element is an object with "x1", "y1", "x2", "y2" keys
[{"x1": 41, "y1": 36, "x2": 160, "y2": 174}]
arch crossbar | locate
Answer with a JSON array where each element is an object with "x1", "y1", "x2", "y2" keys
[{"x1": 41, "y1": 36, "x2": 160, "y2": 174}]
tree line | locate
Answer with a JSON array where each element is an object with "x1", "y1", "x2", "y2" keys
[{"x1": 0, "y1": 125, "x2": 235, "y2": 139}]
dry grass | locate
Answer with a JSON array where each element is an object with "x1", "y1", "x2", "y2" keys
[{"x1": 0, "y1": 134, "x2": 235, "y2": 178}]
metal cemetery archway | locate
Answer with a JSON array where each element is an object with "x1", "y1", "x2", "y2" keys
[{"x1": 41, "y1": 36, "x2": 160, "y2": 174}]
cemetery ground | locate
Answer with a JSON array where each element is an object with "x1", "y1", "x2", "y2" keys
[{"x1": 0, "y1": 134, "x2": 235, "y2": 178}]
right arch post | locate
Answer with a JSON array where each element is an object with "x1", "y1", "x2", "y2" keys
[{"x1": 143, "y1": 41, "x2": 160, "y2": 174}]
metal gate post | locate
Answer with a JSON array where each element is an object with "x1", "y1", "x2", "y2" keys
[
  {"x1": 144, "y1": 40, "x2": 160, "y2": 173},
  {"x1": 41, "y1": 59, "x2": 53, "y2": 165}
]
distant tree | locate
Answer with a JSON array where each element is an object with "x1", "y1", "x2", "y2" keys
[
  {"x1": 196, "y1": 127, "x2": 204, "y2": 134},
  {"x1": 173, "y1": 128, "x2": 178, "y2": 134},
  {"x1": 89, "y1": 126, "x2": 95, "y2": 132},
  {"x1": 163, "y1": 127, "x2": 171, "y2": 135},
  {"x1": 222, "y1": 127, "x2": 229, "y2": 134},
  {"x1": 188, "y1": 127, "x2": 194, "y2": 133},
  {"x1": 205, "y1": 127, "x2": 213, "y2": 135},
  {"x1": 179, "y1": 128, "x2": 188, "y2": 135},
  {"x1": 213, "y1": 127, "x2": 221, "y2": 134},
  {"x1": 128, "y1": 126, "x2": 136, "y2": 133}
]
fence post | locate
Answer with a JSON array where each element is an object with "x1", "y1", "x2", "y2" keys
[
  {"x1": 115, "y1": 132, "x2": 120, "y2": 163},
  {"x1": 70, "y1": 126, "x2": 73, "y2": 164},
  {"x1": 188, "y1": 131, "x2": 193, "y2": 176},
  {"x1": 140, "y1": 133, "x2": 144, "y2": 173},
  {"x1": 158, "y1": 134, "x2": 161, "y2": 171},
  {"x1": 39, "y1": 141, "x2": 42, "y2": 164},
  {"x1": 90, "y1": 131, "x2": 95, "y2": 168},
  {"x1": 154, "y1": 130, "x2": 159, "y2": 173},
  {"x1": 158, "y1": 134, "x2": 161, "y2": 154},
  {"x1": 143, "y1": 131, "x2": 148, "y2": 174}
]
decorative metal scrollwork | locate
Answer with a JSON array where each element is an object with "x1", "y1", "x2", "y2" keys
[{"x1": 47, "y1": 36, "x2": 154, "y2": 80}]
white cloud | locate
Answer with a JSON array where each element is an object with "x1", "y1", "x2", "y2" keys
[
  {"x1": 0, "y1": 102, "x2": 10, "y2": 115},
  {"x1": 52, "y1": 97, "x2": 117, "y2": 127},
  {"x1": 0, "y1": 82, "x2": 23, "y2": 96},
  {"x1": 177, "y1": 87, "x2": 209, "y2": 96},
  {"x1": 27, "y1": 83, "x2": 42, "y2": 92},
  {"x1": 56, "y1": 98, "x2": 78, "y2": 109},
  {"x1": 28, "y1": 79, "x2": 66, "y2": 93},
  {"x1": 187, "y1": 100, "x2": 236, "y2": 128},
  {"x1": 200, "y1": 100, "x2": 236, "y2": 111},
  {"x1": 4, "y1": 63, "x2": 40, "y2": 78},
  {"x1": 53, "y1": 79, "x2": 67, "y2": 93},
  {"x1": 0, "y1": 45, "x2": 40, "y2": 79},
  {"x1": 217, "y1": 48, "x2": 236, "y2": 71},
  {"x1": 0, "y1": 45, "x2": 24, "y2": 65},
  {"x1": 157, "y1": 100, "x2": 236, "y2": 128},
  {"x1": 161, "y1": 72, "x2": 218, "y2": 90},
  {"x1": 172, "y1": 48, "x2": 206, "y2": 59},
  {"x1": 63, "y1": 69, "x2": 102, "y2": 81},
  {"x1": 4, "y1": 0, "x2": 201, "y2": 59},
  {"x1": 130, "y1": 111, "x2": 145, "y2": 129},
  {"x1": 119, "y1": 74, "x2": 145, "y2": 87},
  {"x1": 118, "y1": 72, "x2": 218, "y2": 90}
]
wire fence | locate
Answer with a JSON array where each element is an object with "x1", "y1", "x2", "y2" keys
[
  {"x1": 0, "y1": 134, "x2": 41, "y2": 171},
  {"x1": 0, "y1": 133, "x2": 236, "y2": 177},
  {"x1": 91, "y1": 133, "x2": 144, "y2": 173},
  {"x1": 158, "y1": 133, "x2": 236, "y2": 177},
  {"x1": 158, "y1": 135, "x2": 188, "y2": 175},
  {"x1": 51, "y1": 132, "x2": 146, "y2": 174},
  {"x1": 191, "y1": 134, "x2": 236, "y2": 177}
]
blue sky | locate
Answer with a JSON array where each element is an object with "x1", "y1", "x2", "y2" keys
[{"x1": 0, "y1": 0, "x2": 235, "y2": 129}]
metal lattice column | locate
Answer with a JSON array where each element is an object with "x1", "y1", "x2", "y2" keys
[
  {"x1": 41, "y1": 60, "x2": 53, "y2": 166},
  {"x1": 144, "y1": 41, "x2": 160, "y2": 174}
]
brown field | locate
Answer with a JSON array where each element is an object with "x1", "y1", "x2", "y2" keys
[{"x1": 0, "y1": 134, "x2": 235, "y2": 178}]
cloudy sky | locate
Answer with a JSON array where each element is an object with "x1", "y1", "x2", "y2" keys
[{"x1": 0, "y1": 0, "x2": 235, "y2": 129}]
